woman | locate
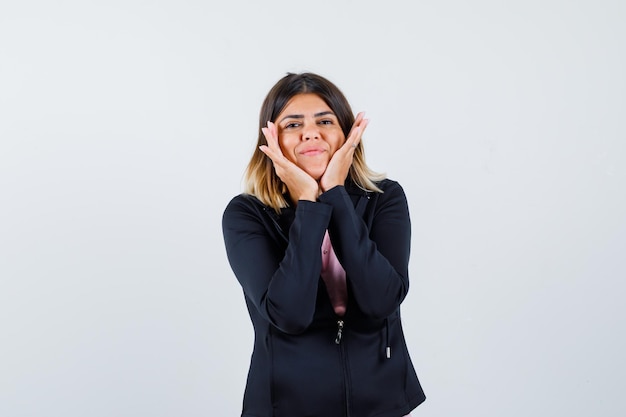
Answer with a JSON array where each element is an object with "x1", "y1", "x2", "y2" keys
[{"x1": 222, "y1": 72, "x2": 425, "y2": 417}]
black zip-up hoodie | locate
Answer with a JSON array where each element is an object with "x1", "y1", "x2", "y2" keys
[{"x1": 222, "y1": 179, "x2": 426, "y2": 417}]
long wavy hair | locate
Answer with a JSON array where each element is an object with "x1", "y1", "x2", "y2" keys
[{"x1": 244, "y1": 72, "x2": 385, "y2": 211}]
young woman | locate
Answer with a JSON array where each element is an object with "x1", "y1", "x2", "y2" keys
[{"x1": 222, "y1": 72, "x2": 425, "y2": 417}]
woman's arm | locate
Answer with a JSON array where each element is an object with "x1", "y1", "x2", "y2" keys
[
  {"x1": 222, "y1": 197, "x2": 332, "y2": 333},
  {"x1": 318, "y1": 181, "x2": 411, "y2": 318}
]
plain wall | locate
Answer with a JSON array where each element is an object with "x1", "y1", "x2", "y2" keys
[{"x1": 1, "y1": 0, "x2": 625, "y2": 416}]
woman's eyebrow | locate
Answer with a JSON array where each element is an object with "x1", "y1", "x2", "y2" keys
[{"x1": 278, "y1": 111, "x2": 335, "y2": 123}]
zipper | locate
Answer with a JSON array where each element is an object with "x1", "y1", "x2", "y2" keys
[
  {"x1": 335, "y1": 320, "x2": 344, "y2": 344},
  {"x1": 335, "y1": 319, "x2": 351, "y2": 416}
]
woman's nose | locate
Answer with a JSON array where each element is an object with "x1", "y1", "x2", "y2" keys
[{"x1": 302, "y1": 123, "x2": 320, "y2": 140}]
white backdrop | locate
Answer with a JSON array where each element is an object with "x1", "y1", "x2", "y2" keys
[{"x1": 1, "y1": 1, "x2": 625, "y2": 416}]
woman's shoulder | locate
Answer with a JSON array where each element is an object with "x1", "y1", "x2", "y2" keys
[
  {"x1": 354, "y1": 177, "x2": 406, "y2": 195},
  {"x1": 223, "y1": 193, "x2": 266, "y2": 217},
  {"x1": 344, "y1": 178, "x2": 408, "y2": 211},
  {"x1": 345, "y1": 177, "x2": 403, "y2": 194},
  {"x1": 375, "y1": 178, "x2": 403, "y2": 192},
  {"x1": 227, "y1": 192, "x2": 262, "y2": 205},
  {"x1": 374, "y1": 179, "x2": 409, "y2": 207}
]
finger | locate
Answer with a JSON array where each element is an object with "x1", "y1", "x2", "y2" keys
[
  {"x1": 350, "y1": 111, "x2": 366, "y2": 133},
  {"x1": 354, "y1": 111, "x2": 365, "y2": 127},
  {"x1": 265, "y1": 121, "x2": 279, "y2": 145},
  {"x1": 261, "y1": 124, "x2": 276, "y2": 146},
  {"x1": 345, "y1": 118, "x2": 369, "y2": 150},
  {"x1": 346, "y1": 113, "x2": 362, "y2": 139},
  {"x1": 258, "y1": 144, "x2": 279, "y2": 162},
  {"x1": 262, "y1": 123, "x2": 284, "y2": 157},
  {"x1": 261, "y1": 144, "x2": 289, "y2": 164},
  {"x1": 259, "y1": 131, "x2": 288, "y2": 165},
  {"x1": 260, "y1": 123, "x2": 283, "y2": 159},
  {"x1": 268, "y1": 121, "x2": 279, "y2": 139},
  {"x1": 355, "y1": 118, "x2": 369, "y2": 142},
  {"x1": 346, "y1": 112, "x2": 368, "y2": 143}
]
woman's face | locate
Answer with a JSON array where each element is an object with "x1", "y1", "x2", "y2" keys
[{"x1": 275, "y1": 93, "x2": 345, "y2": 180}]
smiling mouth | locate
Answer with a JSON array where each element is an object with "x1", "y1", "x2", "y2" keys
[{"x1": 300, "y1": 149, "x2": 325, "y2": 156}]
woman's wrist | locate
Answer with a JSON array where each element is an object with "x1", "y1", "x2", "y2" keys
[{"x1": 320, "y1": 183, "x2": 343, "y2": 195}]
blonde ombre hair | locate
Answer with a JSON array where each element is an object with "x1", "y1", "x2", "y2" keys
[{"x1": 244, "y1": 72, "x2": 385, "y2": 212}]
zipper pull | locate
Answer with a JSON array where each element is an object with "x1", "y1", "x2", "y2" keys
[{"x1": 335, "y1": 320, "x2": 344, "y2": 344}]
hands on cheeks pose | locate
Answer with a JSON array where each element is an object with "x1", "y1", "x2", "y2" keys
[
  {"x1": 222, "y1": 72, "x2": 425, "y2": 417},
  {"x1": 258, "y1": 94, "x2": 369, "y2": 203}
]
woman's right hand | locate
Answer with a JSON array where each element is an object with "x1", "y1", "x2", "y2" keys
[{"x1": 259, "y1": 121, "x2": 319, "y2": 203}]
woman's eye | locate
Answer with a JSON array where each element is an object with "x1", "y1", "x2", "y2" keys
[
  {"x1": 319, "y1": 119, "x2": 333, "y2": 125},
  {"x1": 285, "y1": 122, "x2": 300, "y2": 129}
]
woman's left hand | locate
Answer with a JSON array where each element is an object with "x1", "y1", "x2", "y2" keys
[{"x1": 320, "y1": 112, "x2": 369, "y2": 192}]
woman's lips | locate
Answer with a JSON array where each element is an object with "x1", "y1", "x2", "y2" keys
[{"x1": 300, "y1": 148, "x2": 325, "y2": 156}]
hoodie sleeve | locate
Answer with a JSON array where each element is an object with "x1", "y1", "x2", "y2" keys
[
  {"x1": 222, "y1": 196, "x2": 332, "y2": 334},
  {"x1": 317, "y1": 181, "x2": 411, "y2": 318}
]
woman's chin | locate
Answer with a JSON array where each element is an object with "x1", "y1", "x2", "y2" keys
[{"x1": 303, "y1": 167, "x2": 326, "y2": 181}]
